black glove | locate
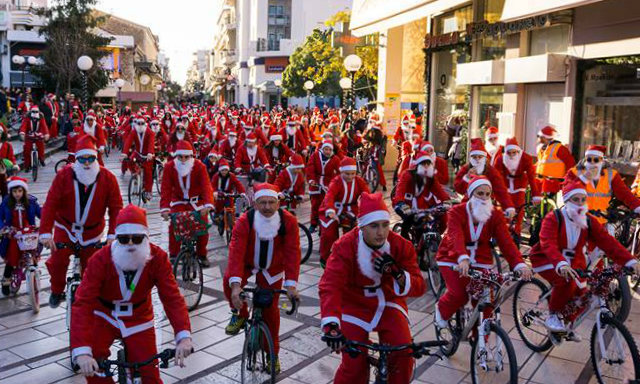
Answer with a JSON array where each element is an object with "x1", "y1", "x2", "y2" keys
[
  {"x1": 394, "y1": 203, "x2": 412, "y2": 220},
  {"x1": 374, "y1": 253, "x2": 404, "y2": 280},
  {"x1": 322, "y1": 322, "x2": 345, "y2": 352}
]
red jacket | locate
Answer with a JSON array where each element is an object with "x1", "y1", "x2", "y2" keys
[
  {"x1": 275, "y1": 167, "x2": 305, "y2": 199},
  {"x1": 123, "y1": 128, "x2": 156, "y2": 156},
  {"x1": 319, "y1": 175, "x2": 369, "y2": 228},
  {"x1": 493, "y1": 152, "x2": 540, "y2": 206},
  {"x1": 160, "y1": 160, "x2": 214, "y2": 212},
  {"x1": 0, "y1": 141, "x2": 16, "y2": 164},
  {"x1": 218, "y1": 137, "x2": 239, "y2": 161},
  {"x1": 70, "y1": 244, "x2": 191, "y2": 360},
  {"x1": 76, "y1": 123, "x2": 107, "y2": 149},
  {"x1": 234, "y1": 145, "x2": 269, "y2": 173},
  {"x1": 564, "y1": 166, "x2": 640, "y2": 211},
  {"x1": 225, "y1": 209, "x2": 301, "y2": 287},
  {"x1": 211, "y1": 172, "x2": 245, "y2": 194},
  {"x1": 284, "y1": 129, "x2": 308, "y2": 153},
  {"x1": 20, "y1": 116, "x2": 49, "y2": 137},
  {"x1": 454, "y1": 164, "x2": 514, "y2": 209},
  {"x1": 319, "y1": 229, "x2": 426, "y2": 332},
  {"x1": 39, "y1": 166, "x2": 123, "y2": 245},
  {"x1": 434, "y1": 156, "x2": 449, "y2": 185},
  {"x1": 436, "y1": 202, "x2": 525, "y2": 270},
  {"x1": 306, "y1": 151, "x2": 340, "y2": 195},
  {"x1": 392, "y1": 170, "x2": 450, "y2": 210},
  {"x1": 264, "y1": 142, "x2": 293, "y2": 166}
]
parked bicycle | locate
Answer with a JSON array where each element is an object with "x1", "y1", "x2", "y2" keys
[
  {"x1": 238, "y1": 286, "x2": 298, "y2": 384},
  {"x1": 280, "y1": 192, "x2": 313, "y2": 264},
  {"x1": 96, "y1": 347, "x2": 178, "y2": 384},
  {"x1": 0, "y1": 226, "x2": 42, "y2": 312},
  {"x1": 513, "y1": 266, "x2": 640, "y2": 384}
]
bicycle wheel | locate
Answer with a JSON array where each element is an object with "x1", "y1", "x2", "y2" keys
[
  {"x1": 31, "y1": 151, "x2": 38, "y2": 181},
  {"x1": 590, "y1": 312, "x2": 640, "y2": 384},
  {"x1": 225, "y1": 211, "x2": 234, "y2": 245},
  {"x1": 606, "y1": 275, "x2": 631, "y2": 323},
  {"x1": 241, "y1": 321, "x2": 276, "y2": 384},
  {"x1": 299, "y1": 222, "x2": 313, "y2": 264},
  {"x1": 435, "y1": 310, "x2": 461, "y2": 357},
  {"x1": 55, "y1": 159, "x2": 69, "y2": 174},
  {"x1": 512, "y1": 278, "x2": 553, "y2": 352},
  {"x1": 128, "y1": 174, "x2": 142, "y2": 206},
  {"x1": 426, "y1": 249, "x2": 445, "y2": 298},
  {"x1": 172, "y1": 251, "x2": 203, "y2": 311},
  {"x1": 116, "y1": 348, "x2": 127, "y2": 384},
  {"x1": 366, "y1": 163, "x2": 380, "y2": 192},
  {"x1": 470, "y1": 322, "x2": 518, "y2": 384},
  {"x1": 26, "y1": 268, "x2": 40, "y2": 313},
  {"x1": 155, "y1": 162, "x2": 163, "y2": 195}
]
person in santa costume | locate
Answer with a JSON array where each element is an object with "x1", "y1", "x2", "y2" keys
[
  {"x1": 264, "y1": 132, "x2": 293, "y2": 179},
  {"x1": 535, "y1": 125, "x2": 575, "y2": 195},
  {"x1": 392, "y1": 113, "x2": 415, "y2": 149},
  {"x1": 78, "y1": 113, "x2": 107, "y2": 165},
  {"x1": 392, "y1": 151, "x2": 451, "y2": 239},
  {"x1": 0, "y1": 123, "x2": 19, "y2": 173},
  {"x1": 283, "y1": 115, "x2": 309, "y2": 156},
  {"x1": 275, "y1": 154, "x2": 305, "y2": 210},
  {"x1": 121, "y1": 117, "x2": 156, "y2": 201},
  {"x1": 454, "y1": 138, "x2": 515, "y2": 218},
  {"x1": 43, "y1": 93, "x2": 60, "y2": 138},
  {"x1": 492, "y1": 137, "x2": 541, "y2": 237},
  {"x1": 160, "y1": 140, "x2": 214, "y2": 267},
  {"x1": 484, "y1": 126, "x2": 502, "y2": 166},
  {"x1": 19, "y1": 105, "x2": 49, "y2": 171},
  {"x1": 319, "y1": 157, "x2": 370, "y2": 266},
  {"x1": 0, "y1": 177, "x2": 41, "y2": 296},
  {"x1": 150, "y1": 118, "x2": 170, "y2": 156},
  {"x1": 362, "y1": 115, "x2": 387, "y2": 191},
  {"x1": 219, "y1": 129, "x2": 239, "y2": 162},
  {"x1": 204, "y1": 149, "x2": 220, "y2": 179},
  {"x1": 40, "y1": 135, "x2": 123, "y2": 307},
  {"x1": 420, "y1": 141, "x2": 449, "y2": 186},
  {"x1": 167, "y1": 121, "x2": 193, "y2": 157},
  {"x1": 71, "y1": 204, "x2": 194, "y2": 382},
  {"x1": 320, "y1": 192, "x2": 426, "y2": 384},
  {"x1": 211, "y1": 158, "x2": 246, "y2": 225},
  {"x1": 434, "y1": 175, "x2": 532, "y2": 329},
  {"x1": 234, "y1": 132, "x2": 270, "y2": 178},
  {"x1": 528, "y1": 181, "x2": 640, "y2": 334},
  {"x1": 306, "y1": 139, "x2": 341, "y2": 233},
  {"x1": 223, "y1": 183, "x2": 301, "y2": 374}
]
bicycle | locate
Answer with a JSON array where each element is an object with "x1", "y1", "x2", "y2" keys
[
  {"x1": 152, "y1": 152, "x2": 168, "y2": 195},
  {"x1": 54, "y1": 157, "x2": 72, "y2": 174},
  {"x1": 513, "y1": 266, "x2": 640, "y2": 384},
  {"x1": 25, "y1": 132, "x2": 45, "y2": 182},
  {"x1": 601, "y1": 203, "x2": 640, "y2": 290},
  {"x1": 169, "y1": 210, "x2": 210, "y2": 311},
  {"x1": 126, "y1": 151, "x2": 151, "y2": 206},
  {"x1": 435, "y1": 269, "x2": 522, "y2": 384},
  {"x1": 0, "y1": 226, "x2": 42, "y2": 312},
  {"x1": 340, "y1": 339, "x2": 447, "y2": 384},
  {"x1": 8, "y1": 110, "x2": 23, "y2": 131},
  {"x1": 96, "y1": 347, "x2": 177, "y2": 384},
  {"x1": 356, "y1": 145, "x2": 380, "y2": 192},
  {"x1": 213, "y1": 192, "x2": 248, "y2": 244},
  {"x1": 523, "y1": 191, "x2": 557, "y2": 246},
  {"x1": 238, "y1": 287, "x2": 298, "y2": 384},
  {"x1": 280, "y1": 192, "x2": 313, "y2": 264}
]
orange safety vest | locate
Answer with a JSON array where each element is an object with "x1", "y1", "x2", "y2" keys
[
  {"x1": 536, "y1": 142, "x2": 566, "y2": 179},
  {"x1": 571, "y1": 167, "x2": 614, "y2": 223}
]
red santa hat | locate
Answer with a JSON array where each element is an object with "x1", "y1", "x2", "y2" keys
[
  {"x1": 254, "y1": 183, "x2": 280, "y2": 200},
  {"x1": 218, "y1": 158, "x2": 230, "y2": 171},
  {"x1": 562, "y1": 180, "x2": 587, "y2": 201},
  {"x1": 358, "y1": 192, "x2": 390, "y2": 227},
  {"x1": 174, "y1": 140, "x2": 194, "y2": 156},
  {"x1": 421, "y1": 141, "x2": 434, "y2": 151},
  {"x1": 7, "y1": 176, "x2": 28, "y2": 192},
  {"x1": 230, "y1": 111, "x2": 239, "y2": 118},
  {"x1": 467, "y1": 175, "x2": 492, "y2": 197},
  {"x1": 504, "y1": 137, "x2": 521, "y2": 152},
  {"x1": 245, "y1": 132, "x2": 257, "y2": 143},
  {"x1": 469, "y1": 138, "x2": 487, "y2": 157},
  {"x1": 208, "y1": 148, "x2": 219, "y2": 158},
  {"x1": 321, "y1": 131, "x2": 333, "y2": 139},
  {"x1": 585, "y1": 144, "x2": 606, "y2": 158},
  {"x1": 485, "y1": 126, "x2": 499, "y2": 139},
  {"x1": 75, "y1": 135, "x2": 98, "y2": 157},
  {"x1": 86, "y1": 112, "x2": 97, "y2": 120},
  {"x1": 413, "y1": 151, "x2": 433, "y2": 165},
  {"x1": 538, "y1": 125, "x2": 556, "y2": 139},
  {"x1": 339, "y1": 157, "x2": 357, "y2": 172},
  {"x1": 328, "y1": 116, "x2": 339, "y2": 126},
  {"x1": 401, "y1": 114, "x2": 411, "y2": 125},
  {"x1": 270, "y1": 132, "x2": 283, "y2": 141},
  {"x1": 30, "y1": 105, "x2": 39, "y2": 113},
  {"x1": 320, "y1": 139, "x2": 334, "y2": 150},
  {"x1": 227, "y1": 130, "x2": 238, "y2": 137},
  {"x1": 261, "y1": 112, "x2": 270, "y2": 121},
  {"x1": 289, "y1": 154, "x2": 305, "y2": 169},
  {"x1": 115, "y1": 204, "x2": 149, "y2": 235},
  {"x1": 369, "y1": 113, "x2": 381, "y2": 125}
]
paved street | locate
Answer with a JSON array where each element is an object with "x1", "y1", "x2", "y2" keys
[{"x1": 0, "y1": 147, "x2": 639, "y2": 384}]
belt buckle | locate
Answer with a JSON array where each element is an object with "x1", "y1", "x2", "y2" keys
[
  {"x1": 189, "y1": 196, "x2": 199, "y2": 204},
  {"x1": 114, "y1": 302, "x2": 133, "y2": 317},
  {"x1": 562, "y1": 249, "x2": 575, "y2": 258},
  {"x1": 334, "y1": 202, "x2": 343, "y2": 208},
  {"x1": 72, "y1": 223, "x2": 83, "y2": 233}
]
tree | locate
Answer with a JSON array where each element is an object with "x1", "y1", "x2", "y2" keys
[
  {"x1": 33, "y1": 0, "x2": 112, "y2": 99},
  {"x1": 164, "y1": 81, "x2": 182, "y2": 103}
]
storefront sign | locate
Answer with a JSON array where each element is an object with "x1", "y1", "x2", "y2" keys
[
  {"x1": 383, "y1": 93, "x2": 401, "y2": 136},
  {"x1": 424, "y1": 31, "x2": 462, "y2": 50},
  {"x1": 467, "y1": 14, "x2": 550, "y2": 38},
  {"x1": 264, "y1": 57, "x2": 289, "y2": 73}
]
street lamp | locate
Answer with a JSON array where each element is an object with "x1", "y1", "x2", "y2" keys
[
  {"x1": 274, "y1": 78, "x2": 282, "y2": 107},
  {"x1": 12, "y1": 55, "x2": 26, "y2": 92},
  {"x1": 77, "y1": 55, "x2": 93, "y2": 109},
  {"x1": 304, "y1": 80, "x2": 314, "y2": 110},
  {"x1": 339, "y1": 77, "x2": 352, "y2": 107},
  {"x1": 343, "y1": 54, "x2": 362, "y2": 115},
  {"x1": 115, "y1": 78, "x2": 125, "y2": 110}
]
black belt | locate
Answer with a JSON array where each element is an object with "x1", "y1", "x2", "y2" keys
[
  {"x1": 99, "y1": 297, "x2": 147, "y2": 311},
  {"x1": 61, "y1": 217, "x2": 100, "y2": 231}
]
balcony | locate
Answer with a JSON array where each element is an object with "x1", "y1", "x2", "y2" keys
[
  {"x1": 221, "y1": 49, "x2": 237, "y2": 65},
  {"x1": 252, "y1": 38, "x2": 293, "y2": 57}
]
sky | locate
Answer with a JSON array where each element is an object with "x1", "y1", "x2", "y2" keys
[{"x1": 95, "y1": 0, "x2": 222, "y2": 85}]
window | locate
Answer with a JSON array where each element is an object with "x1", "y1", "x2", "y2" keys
[
  {"x1": 476, "y1": 0, "x2": 506, "y2": 61},
  {"x1": 266, "y1": 0, "x2": 291, "y2": 51},
  {"x1": 434, "y1": 5, "x2": 472, "y2": 35},
  {"x1": 529, "y1": 24, "x2": 570, "y2": 56}
]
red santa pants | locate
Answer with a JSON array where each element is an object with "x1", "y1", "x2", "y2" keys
[
  {"x1": 309, "y1": 193, "x2": 324, "y2": 227},
  {"x1": 538, "y1": 269, "x2": 587, "y2": 322},
  {"x1": 86, "y1": 317, "x2": 160, "y2": 383},
  {"x1": 49, "y1": 119, "x2": 58, "y2": 137},
  {"x1": 334, "y1": 308, "x2": 413, "y2": 384},
  {"x1": 168, "y1": 205, "x2": 209, "y2": 259},
  {"x1": 510, "y1": 192, "x2": 526, "y2": 236},
  {"x1": 3, "y1": 240, "x2": 21, "y2": 268},
  {"x1": 319, "y1": 217, "x2": 342, "y2": 264},
  {"x1": 23, "y1": 138, "x2": 45, "y2": 169},
  {"x1": 45, "y1": 230, "x2": 101, "y2": 294},
  {"x1": 222, "y1": 272, "x2": 282, "y2": 354},
  {"x1": 437, "y1": 266, "x2": 473, "y2": 320},
  {"x1": 376, "y1": 162, "x2": 387, "y2": 188}
]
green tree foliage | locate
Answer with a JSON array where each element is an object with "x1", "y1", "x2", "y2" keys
[{"x1": 33, "y1": 0, "x2": 112, "y2": 99}]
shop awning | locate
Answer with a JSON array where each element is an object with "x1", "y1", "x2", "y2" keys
[
  {"x1": 504, "y1": 53, "x2": 567, "y2": 83},
  {"x1": 500, "y1": 0, "x2": 605, "y2": 22},
  {"x1": 457, "y1": 60, "x2": 505, "y2": 85},
  {"x1": 350, "y1": 0, "x2": 469, "y2": 37}
]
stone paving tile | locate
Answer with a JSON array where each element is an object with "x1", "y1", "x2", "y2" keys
[
  {"x1": 0, "y1": 328, "x2": 50, "y2": 349},
  {"x1": 10, "y1": 335, "x2": 69, "y2": 359},
  {"x1": 0, "y1": 364, "x2": 30, "y2": 380},
  {"x1": 417, "y1": 364, "x2": 467, "y2": 384},
  {"x1": 279, "y1": 326, "x2": 326, "y2": 358},
  {"x1": 162, "y1": 350, "x2": 224, "y2": 380},
  {"x1": 530, "y1": 355, "x2": 586, "y2": 383},
  {"x1": 204, "y1": 334, "x2": 245, "y2": 359},
  {"x1": 0, "y1": 349, "x2": 23, "y2": 367},
  {"x1": 6, "y1": 362, "x2": 74, "y2": 383},
  {"x1": 190, "y1": 372, "x2": 239, "y2": 383},
  {"x1": 288, "y1": 354, "x2": 340, "y2": 384}
]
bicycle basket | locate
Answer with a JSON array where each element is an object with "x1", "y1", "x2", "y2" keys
[
  {"x1": 252, "y1": 289, "x2": 274, "y2": 309},
  {"x1": 16, "y1": 232, "x2": 40, "y2": 251},
  {"x1": 466, "y1": 270, "x2": 503, "y2": 302},
  {"x1": 171, "y1": 212, "x2": 209, "y2": 241}
]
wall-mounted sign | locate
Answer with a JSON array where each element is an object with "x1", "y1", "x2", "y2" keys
[
  {"x1": 467, "y1": 14, "x2": 550, "y2": 38},
  {"x1": 264, "y1": 57, "x2": 289, "y2": 73},
  {"x1": 424, "y1": 31, "x2": 462, "y2": 50}
]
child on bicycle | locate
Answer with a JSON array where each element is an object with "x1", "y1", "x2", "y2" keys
[
  {"x1": 275, "y1": 154, "x2": 305, "y2": 210},
  {"x1": 0, "y1": 177, "x2": 41, "y2": 296},
  {"x1": 211, "y1": 158, "x2": 245, "y2": 223}
]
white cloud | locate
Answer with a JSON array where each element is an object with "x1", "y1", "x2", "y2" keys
[{"x1": 95, "y1": 0, "x2": 221, "y2": 85}]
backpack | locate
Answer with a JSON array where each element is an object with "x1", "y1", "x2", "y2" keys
[{"x1": 247, "y1": 208, "x2": 286, "y2": 237}]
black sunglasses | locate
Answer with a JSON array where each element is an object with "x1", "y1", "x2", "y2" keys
[
  {"x1": 77, "y1": 156, "x2": 97, "y2": 164},
  {"x1": 586, "y1": 156, "x2": 601, "y2": 164},
  {"x1": 116, "y1": 234, "x2": 146, "y2": 245}
]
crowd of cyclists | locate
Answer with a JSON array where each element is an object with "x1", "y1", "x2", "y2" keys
[{"x1": 0, "y1": 94, "x2": 639, "y2": 384}]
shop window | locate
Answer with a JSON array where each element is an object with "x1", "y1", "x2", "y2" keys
[
  {"x1": 435, "y1": 5, "x2": 472, "y2": 35},
  {"x1": 475, "y1": 85, "x2": 504, "y2": 138},
  {"x1": 529, "y1": 24, "x2": 570, "y2": 56},
  {"x1": 476, "y1": 0, "x2": 506, "y2": 61}
]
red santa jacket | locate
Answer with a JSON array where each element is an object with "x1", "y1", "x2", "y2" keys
[
  {"x1": 0, "y1": 141, "x2": 16, "y2": 164},
  {"x1": 167, "y1": 132, "x2": 194, "y2": 156},
  {"x1": 392, "y1": 170, "x2": 450, "y2": 210},
  {"x1": 275, "y1": 167, "x2": 305, "y2": 199},
  {"x1": 211, "y1": 172, "x2": 245, "y2": 194},
  {"x1": 70, "y1": 243, "x2": 191, "y2": 360},
  {"x1": 225, "y1": 209, "x2": 301, "y2": 287},
  {"x1": 40, "y1": 166, "x2": 123, "y2": 245},
  {"x1": 20, "y1": 116, "x2": 49, "y2": 137},
  {"x1": 319, "y1": 229, "x2": 426, "y2": 332},
  {"x1": 123, "y1": 128, "x2": 156, "y2": 156},
  {"x1": 160, "y1": 160, "x2": 214, "y2": 212},
  {"x1": 319, "y1": 175, "x2": 370, "y2": 228},
  {"x1": 436, "y1": 202, "x2": 525, "y2": 270},
  {"x1": 306, "y1": 151, "x2": 340, "y2": 195},
  {"x1": 564, "y1": 165, "x2": 640, "y2": 211},
  {"x1": 529, "y1": 209, "x2": 636, "y2": 275},
  {"x1": 493, "y1": 152, "x2": 540, "y2": 206},
  {"x1": 218, "y1": 137, "x2": 239, "y2": 161},
  {"x1": 284, "y1": 129, "x2": 308, "y2": 153},
  {"x1": 78, "y1": 122, "x2": 107, "y2": 149},
  {"x1": 454, "y1": 164, "x2": 514, "y2": 209},
  {"x1": 234, "y1": 145, "x2": 270, "y2": 173},
  {"x1": 264, "y1": 142, "x2": 293, "y2": 166}
]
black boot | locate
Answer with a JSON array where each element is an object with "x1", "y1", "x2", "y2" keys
[{"x1": 49, "y1": 293, "x2": 64, "y2": 308}]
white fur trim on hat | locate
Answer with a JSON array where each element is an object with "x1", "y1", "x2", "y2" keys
[
  {"x1": 467, "y1": 178, "x2": 492, "y2": 197},
  {"x1": 174, "y1": 149, "x2": 193, "y2": 156},
  {"x1": 254, "y1": 189, "x2": 278, "y2": 200},
  {"x1": 245, "y1": 137, "x2": 257, "y2": 143},
  {"x1": 414, "y1": 155, "x2": 432, "y2": 164},
  {"x1": 358, "y1": 210, "x2": 391, "y2": 227},
  {"x1": 340, "y1": 165, "x2": 357, "y2": 172},
  {"x1": 288, "y1": 164, "x2": 304, "y2": 169},
  {"x1": 469, "y1": 150, "x2": 487, "y2": 157},
  {"x1": 486, "y1": 132, "x2": 498, "y2": 139},
  {"x1": 585, "y1": 149, "x2": 604, "y2": 158},
  {"x1": 75, "y1": 148, "x2": 98, "y2": 157},
  {"x1": 505, "y1": 144, "x2": 520, "y2": 152},
  {"x1": 270, "y1": 134, "x2": 283, "y2": 141},
  {"x1": 218, "y1": 164, "x2": 230, "y2": 171},
  {"x1": 115, "y1": 223, "x2": 149, "y2": 235},
  {"x1": 321, "y1": 141, "x2": 334, "y2": 150},
  {"x1": 563, "y1": 187, "x2": 587, "y2": 201},
  {"x1": 421, "y1": 143, "x2": 434, "y2": 151},
  {"x1": 7, "y1": 179, "x2": 27, "y2": 191}
]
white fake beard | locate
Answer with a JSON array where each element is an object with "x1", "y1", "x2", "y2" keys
[
  {"x1": 228, "y1": 137, "x2": 237, "y2": 147},
  {"x1": 73, "y1": 160, "x2": 100, "y2": 186},
  {"x1": 470, "y1": 157, "x2": 486, "y2": 174},
  {"x1": 253, "y1": 210, "x2": 281, "y2": 240},
  {"x1": 247, "y1": 146, "x2": 257, "y2": 158},
  {"x1": 417, "y1": 164, "x2": 434, "y2": 178},
  {"x1": 286, "y1": 126, "x2": 296, "y2": 136},
  {"x1": 151, "y1": 126, "x2": 160, "y2": 133},
  {"x1": 111, "y1": 237, "x2": 151, "y2": 271},
  {"x1": 135, "y1": 125, "x2": 146, "y2": 134},
  {"x1": 486, "y1": 142, "x2": 498, "y2": 156},
  {"x1": 566, "y1": 202, "x2": 588, "y2": 229},
  {"x1": 469, "y1": 196, "x2": 493, "y2": 223},
  {"x1": 83, "y1": 122, "x2": 96, "y2": 136},
  {"x1": 584, "y1": 162, "x2": 603, "y2": 180},
  {"x1": 164, "y1": 120, "x2": 171, "y2": 128},
  {"x1": 261, "y1": 125, "x2": 270, "y2": 135},
  {"x1": 175, "y1": 158, "x2": 194, "y2": 178},
  {"x1": 176, "y1": 131, "x2": 185, "y2": 140},
  {"x1": 503, "y1": 152, "x2": 522, "y2": 175}
]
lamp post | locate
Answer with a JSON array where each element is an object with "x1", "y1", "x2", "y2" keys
[
  {"x1": 343, "y1": 54, "x2": 362, "y2": 117},
  {"x1": 12, "y1": 55, "x2": 26, "y2": 93},
  {"x1": 274, "y1": 78, "x2": 282, "y2": 107},
  {"x1": 77, "y1": 55, "x2": 93, "y2": 110},
  {"x1": 303, "y1": 80, "x2": 314, "y2": 111},
  {"x1": 155, "y1": 83, "x2": 163, "y2": 103},
  {"x1": 339, "y1": 77, "x2": 352, "y2": 108},
  {"x1": 115, "y1": 78, "x2": 125, "y2": 110}
]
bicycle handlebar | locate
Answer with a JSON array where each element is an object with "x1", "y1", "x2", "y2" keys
[
  {"x1": 240, "y1": 287, "x2": 299, "y2": 316},
  {"x1": 97, "y1": 348, "x2": 176, "y2": 374},
  {"x1": 55, "y1": 241, "x2": 107, "y2": 252},
  {"x1": 343, "y1": 339, "x2": 447, "y2": 359}
]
